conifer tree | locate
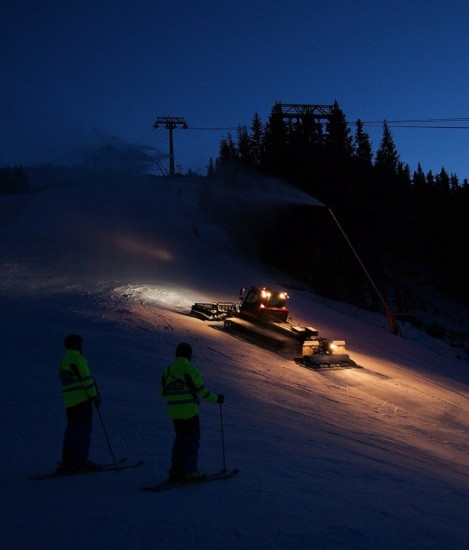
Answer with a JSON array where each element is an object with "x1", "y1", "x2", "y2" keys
[
  {"x1": 237, "y1": 125, "x2": 253, "y2": 167},
  {"x1": 450, "y1": 173, "x2": 460, "y2": 192},
  {"x1": 412, "y1": 163, "x2": 426, "y2": 188},
  {"x1": 397, "y1": 162, "x2": 412, "y2": 187},
  {"x1": 325, "y1": 101, "x2": 353, "y2": 160},
  {"x1": 249, "y1": 112, "x2": 264, "y2": 168},
  {"x1": 353, "y1": 119, "x2": 373, "y2": 166},
  {"x1": 214, "y1": 101, "x2": 468, "y2": 306},
  {"x1": 426, "y1": 170, "x2": 435, "y2": 187},
  {"x1": 218, "y1": 133, "x2": 238, "y2": 164},
  {"x1": 207, "y1": 157, "x2": 215, "y2": 178},
  {"x1": 263, "y1": 102, "x2": 289, "y2": 176},
  {"x1": 375, "y1": 121, "x2": 400, "y2": 176},
  {"x1": 0, "y1": 165, "x2": 29, "y2": 194},
  {"x1": 436, "y1": 167, "x2": 450, "y2": 193}
]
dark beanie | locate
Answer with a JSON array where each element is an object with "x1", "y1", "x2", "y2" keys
[
  {"x1": 175, "y1": 342, "x2": 192, "y2": 360},
  {"x1": 64, "y1": 334, "x2": 82, "y2": 351}
]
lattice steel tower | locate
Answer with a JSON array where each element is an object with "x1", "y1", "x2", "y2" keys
[
  {"x1": 277, "y1": 103, "x2": 333, "y2": 122},
  {"x1": 153, "y1": 116, "x2": 188, "y2": 177}
]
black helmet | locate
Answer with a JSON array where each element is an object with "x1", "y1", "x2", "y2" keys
[
  {"x1": 175, "y1": 342, "x2": 192, "y2": 360},
  {"x1": 64, "y1": 334, "x2": 82, "y2": 352}
]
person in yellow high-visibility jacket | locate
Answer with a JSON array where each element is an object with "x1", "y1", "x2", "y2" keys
[
  {"x1": 57, "y1": 334, "x2": 102, "y2": 473},
  {"x1": 161, "y1": 342, "x2": 224, "y2": 482}
]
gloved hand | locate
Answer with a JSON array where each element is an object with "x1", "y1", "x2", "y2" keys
[{"x1": 217, "y1": 394, "x2": 224, "y2": 404}]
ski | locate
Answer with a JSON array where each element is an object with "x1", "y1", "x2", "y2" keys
[
  {"x1": 29, "y1": 458, "x2": 144, "y2": 480},
  {"x1": 140, "y1": 468, "x2": 239, "y2": 492}
]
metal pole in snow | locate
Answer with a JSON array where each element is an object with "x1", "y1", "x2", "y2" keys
[
  {"x1": 219, "y1": 403, "x2": 227, "y2": 482},
  {"x1": 96, "y1": 405, "x2": 119, "y2": 471},
  {"x1": 328, "y1": 208, "x2": 400, "y2": 335}
]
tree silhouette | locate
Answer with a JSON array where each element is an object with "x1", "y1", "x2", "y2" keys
[
  {"x1": 214, "y1": 102, "x2": 469, "y2": 307},
  {"x1": 375, "y1": 121, "x2": 400, "y2": 176},
  {"x1": 353, "y1": 119, "x2": 373, "y2": 167}
]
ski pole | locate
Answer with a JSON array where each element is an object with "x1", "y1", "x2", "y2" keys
[
  {"x1": 96, "y1": 404, "x2": 118, "y2": 471},
  {"x1": 219, "y1": 402, "x2": 227, "y2": 480}
]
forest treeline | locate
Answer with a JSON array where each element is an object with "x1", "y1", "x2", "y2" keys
[
  {"x1": 214, "y1": 101, "x2": 469, "y2": 310},
  {"x1": 0, "y1": 165, "x2": 30, "y2": 195}
]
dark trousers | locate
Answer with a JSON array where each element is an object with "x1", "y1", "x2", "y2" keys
[
  {"x1": 62, "y1": 399, "x2": 93, "y2": 467},
  {"x1": 171, "y1": 415, "x2": 200, "y2": 474}
]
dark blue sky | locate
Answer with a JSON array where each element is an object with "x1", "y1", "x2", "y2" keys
[{"x1": 2, "y1": 1, "x2": 469, "y2": 179}]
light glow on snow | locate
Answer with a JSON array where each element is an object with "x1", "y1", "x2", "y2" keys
[{"x1": 113, "y1": 234, "x2": 174, "y2": 262}]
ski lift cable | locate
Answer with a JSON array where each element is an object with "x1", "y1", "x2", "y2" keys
[{"x1": 175, "y1": 118, "x2": 469, "y2": 131}]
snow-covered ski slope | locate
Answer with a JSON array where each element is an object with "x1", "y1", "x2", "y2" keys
[{"x1": 1, "y1": 168, "x2": 468, "y2": 550}]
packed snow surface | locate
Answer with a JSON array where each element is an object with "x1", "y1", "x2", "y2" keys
[{"x1": 1, "y1": 169, "x2": 468, "y2": 549}]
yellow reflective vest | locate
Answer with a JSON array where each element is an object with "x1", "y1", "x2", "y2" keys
[
  {"x1": 59, "y1": 349, "x2": 97, "y2": 408},
  {"x1": 161, "y1": 357, "x2": 218, "y2": 420}
]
